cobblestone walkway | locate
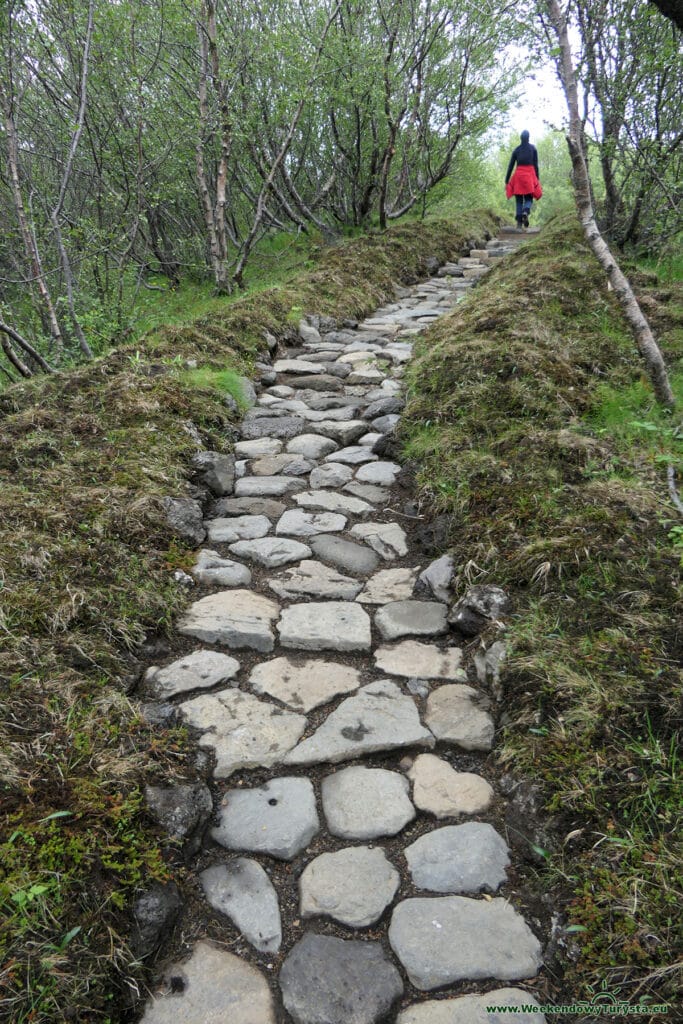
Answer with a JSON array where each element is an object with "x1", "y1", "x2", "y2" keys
[{"x1": 137, "y1": 229, "x2": 548, "y2": 1024}]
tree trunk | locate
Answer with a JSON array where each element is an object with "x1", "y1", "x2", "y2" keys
[{"x1": 544, "y1": 0, "x2": 675, "y2": 409}]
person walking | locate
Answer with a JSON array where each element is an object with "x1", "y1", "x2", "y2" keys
[{"x1": 505, "y1": 130, "x2": 541, "y2": 228}]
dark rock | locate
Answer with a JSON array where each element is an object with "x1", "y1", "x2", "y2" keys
[
  {"x1": 138, "y1": 702, "x2": 178, "y2": 728},
  {"x1": 130, "y1": 882, "x2": 183, "y2": 958},
  {"x1": 161, "y1": 497, "x2": 206, "y2": 545},
  {"x1": 424, "y1": 256, "x2": 440, "y2": 274},
  {"x1": 212, "y1": 496, "x2": 287, "y2": 519},
  {"x1": 372, "y1": 432, "x2": 400, "y2": 459},
  {"x1": 239, "y1": 415, "x2": 306, "y2": 440},
  {"x1": 191, "y1": 451, "x2": 235, "y2": 497},
  {"x1": 145, "y1": 783, "x2": 213, "y2": 856},
  {"x1": 503, "y1": 777, "x2": 555, "y2": 866},
  {"x1": 322, "y1": 362, "x2": 352, "y2": 378},
  {"x1": 279, "y1": 933, "x2": 403, "y2": 1024},
  {"x1": 362, "y1": 397, "x2": 404, "y2": 420},
  {"x1": 413, "y1": 514, "x2": 452, "y2": 555},
  {"x1": 448, "y1": 584, "x2": 510, "y2": 636},
  {"x1": 279, "y1": 374, "x2": 343, "y2": 393}
]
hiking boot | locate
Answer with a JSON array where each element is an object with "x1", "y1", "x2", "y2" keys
[{"x1": 522, "y1": 213, "x2": 529, "y2": 228}]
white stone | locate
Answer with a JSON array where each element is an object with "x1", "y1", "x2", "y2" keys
[
  {"x1": 325, "y1": 446, "x2": 378, "y2": 465},
  {"x1": 300, "y1": 847, "x2": 400, "y2": 928},
  {"x1": 190, "y1": 549, "x2": 252, "y2": 587},
  {"x1": 374, "y1": 640, "x2": 464, "y2": 680},
  {"x1": 396, "y1": 990, "x2": 546, "y2": 1024},
  {"x1": 249, "y1": 656, "x2": 361, "y2": 712},
  {"x1": 294, "y1": 489, "x2": 373, "y2": 514},
  {"x1": 179, "y1": 689, "x2": 305, "y2": 777},
  {"x1": 408, "y1": 755, "x2": 494, "y2": 818},
  {"x1": 235, "y1": 438, "x2": 283, "y2": 458},
  {"x1": 143, "y1": 650, "x2": 240, "y2": 699},
  {"x1": 276, "y1": 510, "x2": 347, "y2": 537},
  {"x1": 350, "y1": 522, "x2": 408, "y2": 559},
  {"x1": 268, "y1": 560, "x2": 362, "y2": 601},
  {"x1": 234, "y1": 475, "x2": 306, "y2": 497},
  {"x1": 177, "y1": 590, "x2": 279, "y2": 652},
  {"x1": 309, "y1": 463, "x2": 354, "y2": 489},
  {"x1": 355, "y1": 461, "x2": 401, "y2": 486},
  {"x1": 425, "y1": 684, "x2": 495, "y2": 751},
  {"x1": 356, "y1": 568, "x2": 419, "y2": 605},
  {"x1": 277, "y1": 601, "x2": 371, "y2": 652},
  {"x1": 205, "y1": 515, "x2": 271, "y2": 543},
  {"x1": 375, "y1": 600, "x2": 448, "y2": 640},
  {"x1": 285, "y1": 433, "x2": 338, "y2": 459},
  {"x1": 228, "y1": 537, "x2": 311, "y2": 568}
]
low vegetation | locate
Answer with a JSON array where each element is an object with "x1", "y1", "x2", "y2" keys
[
  {"x1": 0, "y1": 213, "x2": 498, "y2": 1024},
  {"x1": 403, "y1": 213, "x2": 682, "y2": 1009}
]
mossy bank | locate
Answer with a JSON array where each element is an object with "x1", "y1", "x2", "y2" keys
[{"x1": 402, "y1": 214, "x2": 682, "y2": 1009}]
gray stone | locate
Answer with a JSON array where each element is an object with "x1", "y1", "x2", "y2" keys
[
  {"x1": 274, "y1": 358, "x2": 323, "y2": 374},
  {"x1": 278, "y1": 601, "x2": 371, "y2": 652},
  {"x1": 234, "y1": 475, "x2": 306, "y2": 497},
  {"x1": 417, "y1": 555, "x2": 454, "y2": 603},
  {"x1": 312, "y1": 420, "x2": 368, "y2": 445},
  {"x1": 299, "y1": 404, "x2": 355, "y2": 421},
  {"x1": 139, "y1": 940, "x2": 275, "y2": 1023},
  {"x1": 325, "y1": 445, "x2": 378, "y2": 465},
  {"x1": 343, "y1": 481, "x2": 391, "y2": 504},
  {"x1": 298, "y1": 319, "x2": 321, "y2": 345},
  {"x1": 228, "y1": 537, "x2": 312, "y2": 568},
  {"x1": 309, "y1": 535, "x2": 380, "y2": 575},
  {"x1": 425, "y1": 684, "x2": 495, "y2": 751},
  {"x1": 249, "y1": 454, "x2": 314, "y2": 476},
  {"x1": 237, "y1": 376, "x2": 258, "y2": 407},
  {"x1": 239, "y1": 416, "x2": 306, "y2": 440},
  {"x1": 474, "y1": 639, "x2": 507, "y2": 699},
  {"x1": 267, "y1": 384, "x2": 294, "y2": 398},
  {"x1": 276, "y1": 510, "x2": 347, "y2": 537},
  {"x1": 309, "y1": 463, "x2": 354, "y2": 489},
  {"x1": 180, "y1": 689, "x2": 305, "y2": 777},
  {"x1": 212, "y1": 777, "x2": 319, "y2": 859},
  {"x1": 279, "y1": 933, "x2": 403, "y2": 1024},
  {"x1": 131, "y1": 883, "x2": 183, "y2": 958},
  {"x1": 372, "y1": 414, "x2": 401, "y2": 433},
  {"x1": 448, "y1": 584, "x2": 511, "y2": 636},
  {"x1": 375, "y1": 640, "x2": 464, "y2": 680},
  {"x1": 357, "y1": 568, "x2": 419, "y2": 605},
  {"x1": 349, "y1": 367, "x2": 385, "y2": 385},
  {"x1": 388, "y1": 897, "x2": 543, "y2": 989},
  {"x1": 190, "y1": 549, "x2": 252, "y2": 587},
  {"x1": 284, "y1": 679, "x2": 435, "y2": 766},
  {"x1": 205, "y1": 515, "x2": 271, "y2": 543},
  {"x1": 355, "y1": 461, "x2": 401, "y2": 486},
  {"x1": 396, "y1": 990, "x2": 546, "y2": 1024},
  {"x1": 405, "y1": 823, "x2": 510, "y2": 893},
  {"x1": 408, "y1": 755, "x2": 494, "y2": 818},
  {"x1": 200, "y1": 860, "x2": 282, "y2": 953},
  {"x1": 178, "y1": 589, "x2": 279, "y2": 651},
  {"x1": 191, "y1": 451, "x2": 236, "y2": 496},
  {"x1": 286, "y1": 433, "x2": 338, "y2": 459},
  {"x1": 235, "y1": 438, "x2": 283, "y2": 458},
  {"x1": 281, "y1": 373, "x2": 343, "y2": 392},
  {"x1": 249, "y1": 656, "x2": 361, "y2": 711},
  {"x1": 213, "y1": 496, "x2": 286, "y2": 519},
  {"x1": 144, "y1": 783, "x2": 212, "y2": 847},
  {"x1": 143, "y1": 650, "x2": 240, "y2": 699},
  {"x1": 375, "y1": 600, "x2": 448, "y2": 640},
  {"x1": 300, "y1": 847, "x2": 400, "y2": 927},
  {"x1": 358, "y1": 432, "x2": 383, "y2": 447},
  {"x1": 294, "y1": 489, "x2": 373, "y2": 515},
  {"x1": 322, "y1": 766, "x2": 415, "y2": 839},
  {"x1": 162, "y1": 497, "x2": 206, "y2": 545},
  {"x1": 350, "y1": 522, "x2": 407, "y2": 559},
  {"x1": 362, "y1": 397, "x2": 404, "y2": 420},
  {"x1": 268, "y1": 560, "x2": 362, "y2": 601}
]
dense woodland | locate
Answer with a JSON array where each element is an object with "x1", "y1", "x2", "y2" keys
[{"x1": 0, "y1": 0, "x2": 680, "y2": 383}]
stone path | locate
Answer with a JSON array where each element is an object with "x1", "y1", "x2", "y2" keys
[{"x1": 137, "y1": 228, "x2": 548, "y2": 1023}]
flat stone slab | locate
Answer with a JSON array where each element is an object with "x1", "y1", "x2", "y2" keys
[
  {"x1": 405, "y1": 823, "x2": 510, "y2": 893},
  {"x1": 249, "y1": 454, "x2": 314, "y2": 476},
  {"x1": 325, "y1": 445, "x2": 378, "y2": 465},
  {"x1": 309, "y1": 535, "x2": 380, "y2": 575},
  {"x1": 268, "y1": 560, "x2": 362, "y2": 601},
  {"x1": 425, "y1": 684, "x2": 495, "y2": 751},
  {"x1": 280, "y1": 933, "x2": 403, "y2": 1024},
  {"x1": 350, "y1": 522, "x2": 408, "y2": 560},
  {"x1": 190, "y1": 549, "x2": 252, "y2": 588},
  {"x1": 205, "y1": 515, "x2": 271, "y2": 543},
  {"x1": 300, "y1": 846, "x2": 400, "y2": 927},
  {"x1": 417, "y1": 555, "x2": 454, "y2": 603},
  {"x1": 228, "y1": 537, "x2": 312, "y2": 568},
  {"x1": 375, "y1": 600, "x2": 448, "y2": 640},
  {"x1": 309, "y1": 463, "x2": 353, "y2": 489},
  {"x1": 344, "y1": 480, "x2": 391, "y2": 504},
  {"x1": 284, "y1": 679, "x2": 435, "y2": 766},
  {"x1": 374, "y1": 640, "x2": 464, "y2": 680},
  {"x1": 294, "y1": 490, "x2": 373, "y2": 514},
  {"x1": 322, "y1": 766, "x2": 416, "y2": 839},
  {"x1": 178, "y1": 590, "x2": 279, "y2": 652},
  {"x1": 278, "y1": 601, "x2": 371, "y2": 652},
  {"x1": 140, "y1": 943, "x2": 274, "y2": 1023},
  {"x1": 200, "y1": 860, "x2": 282, "y2": 953},
  {"x1": 276, "y1": 510, "x2": 347, "y2": 537},
  {"x1": 312, "y1": 420, "x2": 368, "y2": 445},
  {"x1": 213, "y1": 497, "x2": 286, "y2": 519},
  {"x1": 285, "y1": 434, "x2": 338, "y2": 459},
  {"x1": 249, "y1": 656, "x2": 361, "y2": 712},
  {"x1": 234, "y1": 475, "x2": 306, "y2": 497},
  {"x1": 239, "y1": 415, "x2": 305, "y2": 440},
  {"x1": 397, "y1": 990, "x2": 546, "y2": 1024},
  {"x1": 212, "y1": 777, "x2": 319, "y2": 860},
  {"x1": 235, "y1": 438, "x2": 283, "y2": 458},
  {"x1": 356, "y1": 568, "x2": 419, "y2": 605},
  {"x1": 274, "y1": 358, "x2": 323, "y2": 374},
  {"x1": 143, "y1": 650, "x2": 240, "y2": 699},
  {"x1": 179, "y1": 689, "x2": 305, "y2": 777},
  {"x1": 389, "y1": 896, "x2": 543, "y2": 989},
  {"x1": 355, "y1": 461, "x2": 401, "y2": 486},
  {"x1": 408, "y1": 755, "x2": 494, "y2": 817}
]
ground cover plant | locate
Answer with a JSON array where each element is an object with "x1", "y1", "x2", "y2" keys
[
  {"x1": 403, "y1": 213, "x2": 682, "y2": 1010},
  {"x1": 0, "y1": 212, "x2": 499, "y2": 1024}
]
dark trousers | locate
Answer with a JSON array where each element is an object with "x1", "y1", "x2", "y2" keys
[{"x1": 516, "y1": 195, "x2": 533, "y2": 222}]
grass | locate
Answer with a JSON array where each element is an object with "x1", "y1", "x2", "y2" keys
[
  {"x1": 0, "y1": 210, "x2": 500, "y2": 1023},
  {"x1": 402, "y1": 212, "x2": 683, "y2": 1009}
]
